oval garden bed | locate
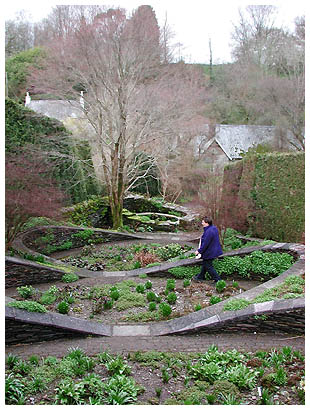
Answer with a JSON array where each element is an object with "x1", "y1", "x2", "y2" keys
[{"x1": 7, "y1": 246, "x2": 302, "y2": 325}]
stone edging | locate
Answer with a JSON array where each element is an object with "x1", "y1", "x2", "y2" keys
[{"x1": 6, "y1": 227, "x2": 305, "y2": 340}]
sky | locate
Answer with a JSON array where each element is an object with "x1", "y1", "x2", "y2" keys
[{"x1": 3, "y1": 0, "x2": 306, "y2": 64}]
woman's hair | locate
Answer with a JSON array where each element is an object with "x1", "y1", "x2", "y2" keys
[{"x1": 203, "y1": 216, "x2": 213, "y2": 225}]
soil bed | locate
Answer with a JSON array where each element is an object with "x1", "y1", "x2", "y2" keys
[{"x1": 7, "y1": 276, "x2": 260, "y2": 324}]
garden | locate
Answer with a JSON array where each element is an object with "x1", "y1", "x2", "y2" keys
[
  {"x1": 6, "y1": 344, "x2": 305, "y2": 405},
  {"x1": 7, "y1": 237, "x2": 302, "y2": 324}
]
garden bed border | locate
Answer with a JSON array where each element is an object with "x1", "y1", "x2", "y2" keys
[{"x1": 5, "y1": 227, "x2": 305, "y2": 343}]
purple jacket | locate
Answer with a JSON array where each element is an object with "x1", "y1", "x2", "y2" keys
[{"x1": 198, "y1": 225, "x2": 223, "y2": 260}]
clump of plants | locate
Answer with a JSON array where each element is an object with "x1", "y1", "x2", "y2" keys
[
  {"x1": 62, "y1": 273, "x2": 79, "y2": 283},
  {"x1": 5, "y1": 345, "x2": 305, "y2": 405},
  {"x1": 16, "y1": 285, "x2": 36, "y2": 299}
]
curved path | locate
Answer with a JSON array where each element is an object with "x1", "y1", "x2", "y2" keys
[{"x1": 6, "y1": 227, "x2": 305, "y2": 357}]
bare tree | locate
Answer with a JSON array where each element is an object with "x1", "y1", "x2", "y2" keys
[
  {"x1": 5, "y1": 10, "x2": 34, "y2": 57},
  {"x1": 31, "y1": 6, "x2": 207, "y2": 229}
]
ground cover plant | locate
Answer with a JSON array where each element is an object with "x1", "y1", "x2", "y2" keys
[
  {"x1": 8, "y1": 269, "x2": 303, "y2": 324},
  {"x1": 8, "y1": 277, "x2": 246, "y2": 323},
  {"x1": 5, "y1": 345, "x2": 305, "y2": 405},
  {"x1": 60, "y1": 242, "x2": 193, "y2": 271}
]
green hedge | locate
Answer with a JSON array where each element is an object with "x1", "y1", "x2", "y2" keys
[
  {"x1": 5, "y1": 98, "x2": 102, "y2": 203},
  {"x1": 222, "y1": 152, "x2": 304, "y2": 243}
]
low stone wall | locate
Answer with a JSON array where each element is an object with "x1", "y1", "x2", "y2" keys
[
  {"x1": 5, "y1": 304, "x2": 110, "y2": 345},
  {"x1": 6, "y1": 226, "x2": 305, "y2": 343},
  {"x1": 20, "y1": 226, "x2": 142, "y2": 255},
  {"x1": 5, "y1": 257, "x2": 67, "y2": 288}
]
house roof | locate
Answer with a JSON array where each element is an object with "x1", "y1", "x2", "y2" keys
[{"x1": 199, "y1": 124, "x2": 302, "y2": 160}]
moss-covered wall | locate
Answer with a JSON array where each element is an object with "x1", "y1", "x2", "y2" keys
[{"x1": 222, "y1": 152, "x2": 305, "y2": 243}]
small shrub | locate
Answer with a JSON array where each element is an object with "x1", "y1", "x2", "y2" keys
[
  {"x1": 216, "y1": 280, "x2": 226, "y2": 293},
  {"x1": 104, "y1": 299, "x2": 114, "y2": 310},
  {"x1": 166, "y1": 292, "x2": 177, "y2": 305},
  {"x1": 40, "y1": 292, "x2": 57, "y2": 305},
  {"x1": 57, "y1": 301, "x2": 70, "y2": 314},
  {"x1": 145, "y1": 280, "x2": 152, "y2": 289},
  {"x1": 206, "y1": 394, "x2": 216, "y2": 404},
  {"x1": 232, "y1": 281, "x2": 239, "y2": 288},
  {"x1": 146, "y1": 291, "x2": 157, "y2": 302},
  {"x1": 16, "y1": 285, "x2": 35, "y2": 299},
  {"x1": 159, "y1": 303, "x2": 172, "y2": 317},
  {"x1": 166, "y1": 279, "x2": 176, "y2": 292},
  {"x1": 183, "y1": 278, "x2": 190, "y2": 287},
  {"x1": 136, "y1": 284, "x2": 145, "y2": 294},
  {"x1": 110, "y1": 289, "x2": 120, "y2": 301},
  {"x1": 194, "y1": 303, "x2": 202, "y2": 311},
  {"x1": 62, "y1": 273, "x2": 79, "y2": 283},
  {"x1": 149, "y1": 302, "x2": 157, "y2": 311},
  {"x1": 209, "y1": 295, "x2": 222, "y2": 305}
]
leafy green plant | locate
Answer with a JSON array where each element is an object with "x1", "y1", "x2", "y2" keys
[
  {"x1": 71, "y1": 229, "x2": 95, "y2": 241},
  {"x1": 110, "y1": 288, "x2": 120, "y2": 301},
  {"x1": 5, "y1": 373, "x2": 26, "y2": 404},
  {"x1": 209, "y1": 295, "x2": 222, "y2": 305},
  {"x1": 258, "y1": 388, "x2": 274, "y2": 405},
  {"x1": 40, "y1": 292, "x2": 57, "y2": 305},
  {"x1": 146, "y1": 291, "x2": 157, "y2": 302},
  {"x1": 136, "y1": 284, "x2": 145, "y2": 294},
  {"x1": 57, "y1": 301, "x2": 69, "y2": 314},
  {"x1": 166, "y1": 279, "x2": 176, "y2": 292},
  {"x1": 27, "y1": 375, "x2": 47, "y2": 394},
  {"x1": 274, "y1": 367, "x2": 288, "y2": 385},
  {"x1": 105, "y1": 356, "x2": 131, "y2": 376},
  {"x1": 219, "y1": 393, "x2": 242, "y2": 405},
  {"x1": 16, "y1": 285, "x2": 35, "y2": 299},
  {"x1": 62, "y1": 273, "x2": 79, "y2": 283},
  {"x1": 54, "y1": 379, "x2": 85, "y2": 404},
  {"x1": 103, "y1": 374, "x2": 141, "y2": 405},
  {"x1": 215, "y1": 279, "x2": 226, "y2": 293},
  {"x1": 161, "y1": 367, "x2": 171, "y2": 383},
  {"x1": 149, "y1": 302, "x2": 157, "y2": 311},
  {"x1": 225, "y1": 364, "x2": 257, "y2": 389},
  {"x1": 145, "y1": 280, "x2": 153, "y2": 289},
  {"x1": 8, "y1": 300, "x2": 47, "y2": 313},
  {"x1": 12, "y1": 360, "x2": 32, "y2": 376},
  {"x1": 168, "y1": 265, "x2": 200, "y2": 279},
  {"x1": 183, "y1": 278, "x2": 190, "y2": 287},
  {"x1": 28, "y1": 355, "x2": 40, "y2": 365},
  {"x1": 190, "y1": 361, "x2": 223, "y2": 383},
  {"x1": 159, "y1": 302, "x2": 172, "y2": 317},
  {"x1": 223, "y1": 298, "x2": 251, "y2": 311},
  {"x1": 6, "y1": 354, "x2": 20, "y2": 369},
  {"x1": 206, "y1": 394, "x2": 216, "y2": 404},
  {"x1": 166, "y1": 292, "x2": 177, "y2": 305}
]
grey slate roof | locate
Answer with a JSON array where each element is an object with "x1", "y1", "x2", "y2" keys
[
  {"x1": 27, "y1": 100, "x2": 83, "y2": 122},
  {"x1": 27, "y1": 100, "x2": 302, "y2": 159}
]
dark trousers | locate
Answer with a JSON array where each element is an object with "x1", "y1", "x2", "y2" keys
[{"x1": 199, "y1": 259, "x2": 221, "y2": 282}]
